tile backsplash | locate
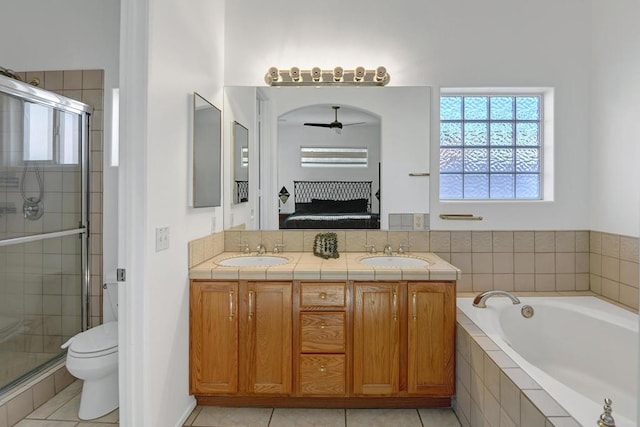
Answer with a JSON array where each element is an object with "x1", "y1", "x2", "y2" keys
[{"x1": 189, "y1": 229, "x2": 639, "y2": 311}]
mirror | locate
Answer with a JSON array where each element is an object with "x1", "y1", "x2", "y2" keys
[
  {"x1": 192, "y1": 92, "x2": 222, "y2": 208},
  {"x1": 278, "y1": 105, "x2": 381, "y2": 230},
  {"x1": 223, "y1": 86, "x2": 431, "y2": 230},
  {"x1": 233, "y1": 121, "x2": 249, "y2": 204}
]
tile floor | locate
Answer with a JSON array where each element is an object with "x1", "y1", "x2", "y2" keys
[
  {"x1": 13, "y1": 380, "x2": 118, "y2": 427},
  {"x1": 13, "y1": 380, "x2": 461, "y2": 427},
  {"x1": 183, "y1": 406, "x2": 462, "y2": 427}
]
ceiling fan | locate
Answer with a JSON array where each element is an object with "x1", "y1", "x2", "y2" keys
[{"x1": 304, "y1": 106, "x2": 365, "y2": 132}]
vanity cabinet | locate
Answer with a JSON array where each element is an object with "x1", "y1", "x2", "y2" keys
[
  {"x1": 296, "y1": 282, "x2": 348, "y2": 396},
  {"x1": 353, "y1": 281, "x2": 455, "y2": 397},
  {"x1": 406, "y1": 282, "x2": 455, "y2": 396},
  {"x1": 190, "y1": 279, "x2": 454, "y2": 405},
  {"x1": 353, "y1": 282, "x2": 400, "y2": 395},
  {"x1": 190, "y1": 281, "x2": 292, "y2": 396},
  {"x1": 190, "y1": 281, "x2": 238, "y2": 394}
]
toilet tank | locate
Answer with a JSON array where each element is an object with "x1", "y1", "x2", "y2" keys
[{"x1": 103, "y1": 283, "x2": 118, "y2": 322}]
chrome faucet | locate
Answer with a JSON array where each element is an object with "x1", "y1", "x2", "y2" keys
[
  {"x1": 256, "y1": 243, "x2": 266, "y2": 255},
  {"x1": 272, "y1": 243, "x2": 285, "y2": 254},
  {"x1": 383, "y1": 244, "x2": 393, "y2": 256},
  {"x1": 472, "y1": 290, "x2": 521, "y2": 308},
  {"x1": 598, "y1": 398, "x2": 616, "y2": 427},
  {"x1": 364, "y1": 244, "x2": 377, "y2": 254}
]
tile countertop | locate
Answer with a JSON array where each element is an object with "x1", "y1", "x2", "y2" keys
[{"x1": 189, "y1": 252, "x2": 462, "y2": 282}]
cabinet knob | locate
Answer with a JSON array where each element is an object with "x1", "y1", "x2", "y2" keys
[
  {"x1": 319, "y1": 365, "x2": 327, "y2": 373},
  {"x1": 320, "y1": 322, "x2": 326, "y2": 329},
  {"x1": 319, "y1": 292, "x2": 327, "y2": 300}
]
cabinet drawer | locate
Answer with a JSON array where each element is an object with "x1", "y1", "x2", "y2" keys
[
  {"x1": 299, "y1": 355, "x2": 346, "y2": 396},
  {"x1": 300, "y1": 312, "x2": 345, "y2": 353},
  {"x1": 300, "y1": 283, "x2": 346, "y2": 307}
]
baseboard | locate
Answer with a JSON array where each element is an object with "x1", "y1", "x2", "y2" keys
[{"x1": 174, "y1": 395, "x2": 197, "y2": 427}]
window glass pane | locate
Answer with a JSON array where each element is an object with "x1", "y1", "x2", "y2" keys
[
  {"x1": 490, "y1": 122, "x2": 514, "y2": 146},
  {"x1": 464, "y1": 122, "x2": 487, "y2": 146},
  {"x1": 516, "y1": 148, "x2": 539, "y2": 172},
  {"x1": 440, "y1": 148, "x2": 463, "y2": 173},
  {"x1": 463, "y1": 97, "x2": 488, "y2": 120},
  {"x1": 440, "y1": 96, "x2": 462, "y2": 120},
  {"x1": 464, "y1": 148, "x2": 489, "y2": 172},
  {"x1": 490, "y1": 97, "x2": 514, "y2": 120},
  {"x1": 516, "y1": 96, "x2": 539, "y2": 120},
  {"x1": 516, "y1": 122, "x2": 539, "y2": 146},
  {"x1": 439, "y1": 93, "x2": 542, "y2": 200},
  {"x1": 300, "y1": 147, "x2": 368, "y2": 167},
  {"x1": 440, "y1": 174, "x2": 463, "y2": 199},
  {"x1": 490, "y1": 174, "x2": 515, "y2": 198},
  {"x1": 490, "y1": 148, "x2": 514, "y2": 172},
  {"x1": 59, "y1": 111, "x2": 80, "y2": 165},
  {"x1": 516, "y1": 174, "x2": 540, "y2": 198},
  {"x1": 464, "y1": 174, "x2": 489, "y2": 199},
  {"x1": 440, "y1": 122, "x2": 462, "y2": 146},
  {"x1": 23, "y1": 103, "x2": 54, "y2": 162}
]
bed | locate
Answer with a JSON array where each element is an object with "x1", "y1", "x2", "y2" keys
[{"x1": 281, "y1": 180, "x2": 380, "y2": 229}]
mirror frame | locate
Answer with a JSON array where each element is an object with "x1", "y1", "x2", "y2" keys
[
  {"x1": 192, "y1": 92, "x2": 222, "y2": 208},
  {"x1": 232, "y1": 120, "x2": 249, "y2": 204}
]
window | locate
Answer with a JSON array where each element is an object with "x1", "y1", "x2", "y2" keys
[
  {"x1": 440, "y1": 95, "x2": 542, "y2": 200},
  {"x1": 23, "y1": 102, "x2": 54, "y2": 162},
  {"x1": 300, "y1": 147, "x2": 368, "y2": 168}
]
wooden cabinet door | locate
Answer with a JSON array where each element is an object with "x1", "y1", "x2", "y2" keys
[
  {"x1": 353, "y1": 282, "x2": 400, "y2": 395},
  {"x1": 242, "y1": 282, "x2": 292, "y2": 395},
  {"x1": 190, "y1": 281, "x2": 238, "y2": 394},
  {"x1": 407, "y1": 282, "x2": 455, "y2": 395}
]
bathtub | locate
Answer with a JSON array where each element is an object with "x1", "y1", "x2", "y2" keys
[{"x1": 457, "y1": 296, "x2": 638, "y2": 427}]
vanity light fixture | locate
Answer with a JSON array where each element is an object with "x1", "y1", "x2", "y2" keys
[{"x1": 265, "y1": 66, "x2": 390, "y2": 86}]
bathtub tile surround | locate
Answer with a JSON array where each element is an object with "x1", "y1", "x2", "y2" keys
[
  {"x1": 454, "y1": 310, "x2": 579, "y2": 427},
  {"x1": 590, "y1": 231, "x2": 639, "y2": 310}
]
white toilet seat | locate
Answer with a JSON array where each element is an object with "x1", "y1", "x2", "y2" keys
[{"x1": 66, "y1": 321, "x2": 118, "y2": 358}]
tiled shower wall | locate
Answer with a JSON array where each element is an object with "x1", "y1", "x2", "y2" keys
[
  {"x1": 15, "y1": 69, "x2": 105, "y2": 329},
  {"x1": 14, "y1": 69, "x2": 104, "y2": 329},
  {"x1": 190, "y1": 229, "x2": 639, "y2": 311}
]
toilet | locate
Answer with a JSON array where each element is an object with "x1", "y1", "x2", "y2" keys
[{"x1": 62, "y1": 283, "x2": 118, "y2": 420}]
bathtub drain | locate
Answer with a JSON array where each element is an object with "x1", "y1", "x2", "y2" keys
[{"x1": 521, "y1": 305, "x2": 534, "y2": 318}]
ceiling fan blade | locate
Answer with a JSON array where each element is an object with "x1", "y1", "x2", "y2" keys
[
  {"x1": 304, "y1": 123, "x2": 332, "y2": 127},
  {"x1": 342, "y1": 122, "x2": 366, "y2": 127}
]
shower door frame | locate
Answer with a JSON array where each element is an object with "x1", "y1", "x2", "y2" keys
[{"x1": 0, "y1": 75, "x2": 93, "y2": 390}]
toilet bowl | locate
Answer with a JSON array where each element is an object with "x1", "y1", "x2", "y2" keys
[
  {"x1": 63, "y1": 321, "x2": 118, "y2": 419},
  {"x1": 62, "y1": 283, "x2": 118, "y2": 420}
]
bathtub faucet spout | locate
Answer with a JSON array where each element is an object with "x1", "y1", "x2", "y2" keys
[{"x1": 472, "y1": 290, "x2": 521, "y2": 308}]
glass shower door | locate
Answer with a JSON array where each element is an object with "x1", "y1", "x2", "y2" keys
[{"x1": 0, "y1": 85, "x2": 90, "y2": 394}]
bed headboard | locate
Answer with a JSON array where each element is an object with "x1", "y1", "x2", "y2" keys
[{"x1": 293, "y1": 180, "x2": 373, "y2": 211}]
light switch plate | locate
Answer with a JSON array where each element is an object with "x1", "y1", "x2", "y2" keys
[
  {"x1": 156, "y1": 227, "x2": 170, "y2": 251},
  {"x1": 413, "y1": 213, "x2": 424, "y2": 230}
]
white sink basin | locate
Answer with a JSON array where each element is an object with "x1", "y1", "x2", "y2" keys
[
  {"x1": 360, "y1": 256, "x2": 430, "y2": 268},
  {"x1": 217, "y1": 255, "x2": 289, "y2": 267}
]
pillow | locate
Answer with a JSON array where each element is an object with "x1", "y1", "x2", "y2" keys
[{"x1": 311, "y1": 198, "x2": 368, "y2": 213}]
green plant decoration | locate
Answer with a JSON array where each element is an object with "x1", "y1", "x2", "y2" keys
[{"x1": 313, "y1": 232, "x2": 339, "y2": 259}]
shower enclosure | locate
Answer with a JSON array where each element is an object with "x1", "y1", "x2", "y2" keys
[{"x1": 0, "y1": 74, "x2": 91, "y2": 394}]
